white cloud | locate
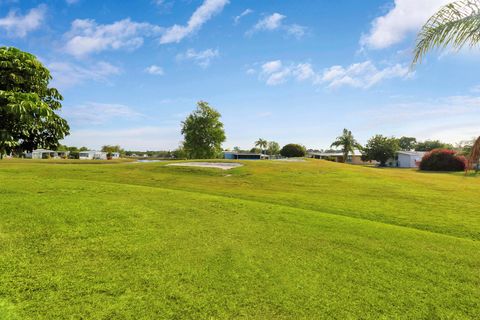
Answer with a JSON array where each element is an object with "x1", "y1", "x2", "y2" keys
[
  {"x1": 253, "y1": 13, "x2": 285, "y2": 31},
  {"x1": 145, "y1": 65, "x2": 165, "y2": 75},
  {"x1": 293, "y1": 63, "x2": 316, "y2": 81},
  {"x1": 64, "y1": 18, "x2": 163, "y2": 58},
  {"x1": 63, "y1": 102, "x2": 143, "y2": 125},
  {"x1": 259, "y1": 60, "x2": 317, "y2": 86},
  {"x1": 262, "y1": 60, "x2": 282, "y2": 73},
  {"x1": 286, "y1": 24, "x2": 307, "y2": 39},
  {"x1": 176, "y1": 48, "x2": 219, "y2": 68},
  {"x1": 48, "y1": 61, "x2": 121, "y2": 88},
  {"x1": 320, "y1": 61, "x2": 410, "y2": 89},
  {"x1": 160, "y1": 0, "x2": 229, "y2": 44},
  {"x1": 234, "y1": 9, "x2": 253, "y2": 25},
  {"x1": 252, "y1": 59, "x2": 409, "y2": 89},
  {"x1": 247, "y1": 12, "x2": 307, "y2": 38},
  {"x1": 0, "y1": 4, "x2": 46, "y2": 37},
  {"x1": 361, "y1": 0, "x2": 451, "y2": 49}
]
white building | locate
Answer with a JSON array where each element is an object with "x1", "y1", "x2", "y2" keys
[
  {"x1": 79, "y1": 151, "x2": 107, "y2": 160},
  {"x1": 25, "y1": 149, "x2": 57, "y2": 159},
  {"x1": 111, "y1": 152, "x2": 120, "y2": 159},
  {"x1": 388, "y1": 151, "x2": 426, "y2": 168}
]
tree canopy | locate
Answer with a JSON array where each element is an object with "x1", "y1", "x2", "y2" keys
[
  {"x1": 398, "y1": 136, "x2": 417, "y2": 151},
  {"x1": 181, "y1": 101, "x2": 226, "y2": 159},
  {"x1": 415, "y1": 140, "x2": 453, "y2": 151},
  {"x1": 0, "y1": 47, "x2": 69, "y2": 158},
  {"x1": 267, "y1": 141, "x2": 281, "y2": 156},
  {"x1": 363, "y1": 135, "x2": 400, "y2": 166},
  {"x1": 413, "y1": 0, "x2": 480, "y2": 65},
  {"x1": 280, "y1": 144, "x2": 306, "y2": 158},
  {"x1": 330, "y1": 129, "x2": 361, "y2": 163},
  {"x1": 254, "y1": 138, "x2": 268, "y2": 154},
  {"x1": 101, "y1": 145, "x2": 124, "y2": 154}
]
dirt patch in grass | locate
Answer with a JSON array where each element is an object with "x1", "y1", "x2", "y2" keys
[{"x1": 167, "y1": 162, "x2": 243, "y2": 170}]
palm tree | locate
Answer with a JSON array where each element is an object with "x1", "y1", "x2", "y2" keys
[
  {"x1": 330, "y1": 129, "x2": 361, "y2": 163},
  {"x1": 413, "y1": 1, "x2": 480, "y2": 172},
  {"x1": 254, "y1": 138, "x2": 268, "y2": 154},
  {"x1": 413, "y1": 0, "x2": 480, "y2": 65},
  {"x1": 467, "y1": 136, "x2": 480, "y2": 173}
]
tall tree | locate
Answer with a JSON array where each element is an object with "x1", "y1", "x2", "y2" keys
[
  {"x1": 398, "y1": 136, "x2": 417, "y2": 151},
  {"x1": 101, "y1": 145, "x2": 124, "y2": 154},
  {"x1": 0, "y1": 47, "x2": 69, "y2": 159},
  {"x1": 413, "y1": 0, "x2": 480, "y2": 65},
  {"x1": 254, "y1": 138, "x2": 268, "y2": 154},
  {"x1": 330, "y1": 129, "x2": 361, "y2": 163},
  {"x1": 363, "y1": 135, "x2": 400, "y2": 167},
  {"x1": 267, "y1": 141, "x2": 281, "y2": 156},
  {"x1": 181, "y1": 101, "x2": 226, "y2": 159}
]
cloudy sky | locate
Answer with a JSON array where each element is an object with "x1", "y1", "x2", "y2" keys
[{"x1": 1, "y1": 0, "x2": 479, "y2": 150}]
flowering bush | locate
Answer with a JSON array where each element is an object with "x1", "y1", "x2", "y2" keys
[{"x1": 419, "y1": 149, "x2": 466, "y2": 171}]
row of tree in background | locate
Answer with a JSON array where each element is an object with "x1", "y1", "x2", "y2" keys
[{"x1": 328, "y1": 128, "x2": 477, "y2": 167}]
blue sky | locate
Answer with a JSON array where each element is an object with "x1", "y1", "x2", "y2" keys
[{"x1": 1, "y1": 0, "x2": 479, "y2": 150}]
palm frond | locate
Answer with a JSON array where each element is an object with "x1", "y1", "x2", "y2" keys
[{"x1": 413, "y1": 0, "x2": 480, "y2": 65}]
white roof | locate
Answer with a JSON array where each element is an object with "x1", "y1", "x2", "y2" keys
[
  {"x1": 397, "y1": 151, "x2": 426, "y2": 156},
  {"x1": 310, "y1": 150, "x2": 363, "y2": 157}
]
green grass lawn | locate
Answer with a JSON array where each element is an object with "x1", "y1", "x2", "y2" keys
[{"x1": 0, "y1": 159, "x2": 479, "y2": 319}]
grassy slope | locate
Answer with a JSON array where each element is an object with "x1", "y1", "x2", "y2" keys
[{"x1": 0, "y1": 159, "x2": 479, "y2": 319}]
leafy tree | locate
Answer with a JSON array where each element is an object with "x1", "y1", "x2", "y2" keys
[
  {"x1": 363, "y1": 135, "x2": 400, "y2": 167},
  {"x1": 413, "y1": 1, "x2": 480, "y2": 65},
  {"x1": 398, "y1": 136, "x2": 417, "y2": 151},
  {"x1": 250, "y1": 147, "x2": 262, "y2": 153},
  {"x1": 254, "y1": 138, "x2": 268, "y2": 154},
  {"x1": 101, "y1": 145, "x2": 124, "y2": 154},
  {"x1": 267, "y1": 141, "x2": 281, "y2": 155},
  {"x1": 415, "y1": 140, "x2": 453, "y2": 151},
  {"x1": 172, "y1": 145, "x2": 187, "y2": 159},
  {"x1": 330, "y1": 129, "x2": 362, "y2": 163},
  {"x1": 0, "y1": 47, "x2": 69, "y2": 159},
  {"x1": 280, "y1": 144, "x2": 306, "y2": 158},
  {"x1": 181, "y1": 101, "x2": 226, "y2": 159}
]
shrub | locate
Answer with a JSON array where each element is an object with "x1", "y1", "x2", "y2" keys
[
  {"x1": 69, "y1": 151, "x2": 79, "y2": 159},
  {"x1": 419, "y1": 149, "x2": 466, "y2": 171},
  {"x1": 280, "y1": 144, "x2": 306, "y2": 158}
]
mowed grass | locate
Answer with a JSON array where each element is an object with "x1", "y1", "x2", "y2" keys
[{"x1": 0, "y1": 159, "x2": 479, "y2": 319}]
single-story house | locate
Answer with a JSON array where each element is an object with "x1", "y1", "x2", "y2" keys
[
  {"x1": 223, "y1": 152, "x2": 270, "y2": 160},
  {"x1": 309, "y1": 150, "x2": 370, "y2": 165},
  {"x1": 79, "y1": 150, "x2": 107, "y2": 160},
  {"x1": 388, "y1": 151, "x2": 426, "y2": 168},
  {"x1": 25, "y1": 149, "x2": 58, "y2": 159},
  {"x1": 111, "y1": 152, "x2": 120, "y2": 159}
]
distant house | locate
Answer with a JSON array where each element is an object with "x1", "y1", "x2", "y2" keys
[
  {"x1": 111, "y1": 152, "x2": 120, "y2": 159},
  {"x1": 388, "y1": 151, "x2": 426, "y2": 168},
  {"x1": 25, "y1": 149, "x2": 58, "y2": 159},
  {"x1": 309, "y1": 150, "x2": 370, "y2": 165},
  {"x1": 223, "y1": 152, "x2": 269, "y2": 160},
  {"x1": 79, "y1": 151, "x2": 107, "y2": 160}
]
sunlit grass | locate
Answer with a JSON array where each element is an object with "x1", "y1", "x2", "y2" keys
[{"x1": 0, "y1": 159, "x2": 479, "y2": 319}]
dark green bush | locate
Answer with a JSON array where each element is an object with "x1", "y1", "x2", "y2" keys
[
  {"x1": 280, "y1": 144, "x2": 306, "y2": 158},
  {"x1": 419, "y1": 149, "x2": 466, "y2": 171}
]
